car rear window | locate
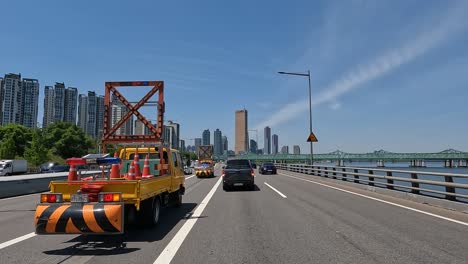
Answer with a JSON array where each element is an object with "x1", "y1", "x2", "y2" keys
[
  {"x1": 263, "y1": 163, "x2": 274, "y2": 166},
  {"x1": 226, "y1": 159, "x2": 251, "y2": 168}
]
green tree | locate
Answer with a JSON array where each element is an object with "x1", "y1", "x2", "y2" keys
[
  {"x1": 0, "y1": 135, "x2": 17, "y2": 159},
  {"x1": 44, "y1": 122, "x2": 94, "y2": 158},
  {"x1": 0, "y1": 124, "x2": 32, "y2": 157},
  {"x1": 24, "y1": 130, "x2": 49, "y2": 166}
]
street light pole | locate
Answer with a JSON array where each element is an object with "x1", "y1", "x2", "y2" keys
[{"x1": 278, "y1": 70, "x2": 314, "y2": 165}]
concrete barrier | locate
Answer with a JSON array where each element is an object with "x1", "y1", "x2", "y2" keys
[{"x1": 0, "y1": 171, "x2": 102, "y2": 199}]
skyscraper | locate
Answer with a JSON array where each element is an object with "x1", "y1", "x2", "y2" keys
[
  {"x1": 166, "y1": 121, "x2": 180, "y2": 149},
  {"x1": 250, "y1": 139, "x2": 258, "y2": 154},
  {"x1": 180, "y1": 140, "x2": 186, "y2": 152},
  {"x1": 202, "y1": 129, "x2": 210, "y2": 145},
  {"x1": 77, "y1": 91, "x2": 104, "y2": 138},
  {"x1": 21, "y1": 78, "x2": 39, "y2": 128},
  {"x1": 163, "y1": 125, "x2": 176, "y2": 147},
  {"x1": 281, "y1": 146, "x2": 289, "y2": 154},
  {"x1": 272, "y1": 134, "x2": 279, "y2": 155},
  {"x1": 77, "y1": 94, "x2": 88, "y2": 132},
  {"x1": 1, "y1": 73, "x2": 22, "y2": 125},
  {"x1": 64, "y1": 87, "x2": 78, "y2": 124},
  {"x1": 43, "y1": 86, "x2": 55, "y2": 128},
  {"x1": 53, "y1": 82, "x2": 65, "y2": 123},
  {"x1": 222, "y1": 136, "x2": 228, "y2": 153},
  {"x1": 235, "y1": 109, "x2": 248, "y2": 154},
  {"x1": 264, "y1": 126, "x2": 271, "y2": 155},
  {"x1": 214, "y1": 129, "x2": 222, "y2": 156},
  {"x1": 293, "y1": 145, "x2": 301, "y2": 155},
  {"x1": 194, "y1": 138, "x2": 202, "y2": 149},
  {"x1": 43, "y1": 83, "x2": 78, "y2": 128},
  {"x1": 111, "y1": 94, "x2": 133, "y2": 135}
]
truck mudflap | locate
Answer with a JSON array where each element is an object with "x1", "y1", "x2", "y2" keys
[{"x1": 34, "y1": 203, "x2": 123, "y2": 235}]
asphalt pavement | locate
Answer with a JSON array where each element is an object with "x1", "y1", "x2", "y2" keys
[{"x1": 0, "y1": 166, "x2": 467, "y2": 264}]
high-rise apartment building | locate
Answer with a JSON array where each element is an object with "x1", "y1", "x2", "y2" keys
[
  {"x1": 0, "y1": 74, "x2": 39, "y2": 128},
  {"x1": 43, "y1": 83, "x2": 78, "y2": 128},
  {"x1": 235, "y1": 109, "x2": 248, "y2": 154},
  {"x1": 222, "y1": 136, "x2": 228, "y2": 153},
  {"x1": 43, "y1": 86, "x2": 55, "y2": 128},
  {"x1": 293, "y1": 145, "x2": 301, "y2": 155},
  {"x1": 64, "y1": 87, "x2": 78, "y2": 124},
  {"x1": 264, "y1": 126, "x2": 271, "y2": 155},
  {"x1": 281, "y1": 146, "x2": 289, "y2": 154},
  {"x1": 250, "y1": 139, "x2": 258, "y2": 154},
  {"x1": 194, "y1": 138, "x2": 202, "y2": 149},
  {"x1": 21, "y1": 78, "x2": 40, "y2": 128},
  {"x1": 111, "y1": 94, "x2": 133, "y2": 135},
  {"x1": 163, "y1": 125, "x2": 176, "y2": 147},
  {"x1": 166, "y1": 121, "x2": 180, "y2": 149},
  {"x1": 202, "y1": 129, "x2": 210, "y2": 145},
  {"x1": 272, "y1": 134, "x2": 279, "y2": 155},
  {"x1": 1, "y1": 73, "x2": 22, "y2": 125},
  {"x1": 213, "y1": 129, "x2": 222, "y2": 156},
  {"x1": 180, "y1": 140, "x2": 185, "y2": 152},
  {"x1": 77, "y1": 91, "x2": 104, "y2": 138}
]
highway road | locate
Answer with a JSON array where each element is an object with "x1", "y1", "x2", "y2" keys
[{"x1": 0, "y1": 164, "x2": 467, "y2": 264}]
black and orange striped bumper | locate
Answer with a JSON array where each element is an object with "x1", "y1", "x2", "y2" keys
[{"x1": 34, "y1": 203, "x2": 123, "y2": 235}]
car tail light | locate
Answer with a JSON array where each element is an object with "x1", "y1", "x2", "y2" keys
[
  {"x1": 98, "y1": 192, "x2": 122, "y2": 202},
  {"x1": 251, "y1": 168, "x2": 255, "y2": 177},
  {"x1": 221, "y1": 169, "x2": 225, "y2": 177},
  {"x1": 40, "y1": 193, "x2": 63, "y2": 203}
]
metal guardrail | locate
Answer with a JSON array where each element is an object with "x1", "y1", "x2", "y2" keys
[{"x1": 275, "y1": 163, "x2": 468, "y2": 202}]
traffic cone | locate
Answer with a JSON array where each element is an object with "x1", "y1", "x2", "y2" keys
[
  {"x1": 68, "y1": 164, "x2": 78, "y2": 181},
  {"x1": 133, "y1": 151, "x2": 141, "y2": 178},
  {"x1": 127, "y1": 161, "x2": 136, "y2": 180},
  {"x1": 142, "y1": 155, "x2": 153, "y2": 178},
  {"x1": 110, "y1": 152, "x2": 121, "y2": 179}
]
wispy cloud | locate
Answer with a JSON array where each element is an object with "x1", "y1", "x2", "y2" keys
[{"x1": 256, "y1": 2, "x2": 467, "y2": 130}]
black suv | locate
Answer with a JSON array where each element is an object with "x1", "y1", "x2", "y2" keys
[
  {"x1": 259, "y1": 162, "x2": 277, "y2": 174},
  {"x1": 222, "y1": 159, "x2": 255, "y2": 190}
]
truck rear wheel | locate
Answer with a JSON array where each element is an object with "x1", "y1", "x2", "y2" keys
[{"x1": 174, "y1": 190, "x2": 182, "y2": 208}]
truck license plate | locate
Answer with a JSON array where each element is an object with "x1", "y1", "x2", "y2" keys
[
  {"x1": 71, "y1": 194, "x2": 89, "y2": 203},
  {"x1": 234, "y1": 183, "x2": 244, "y2": 186}
]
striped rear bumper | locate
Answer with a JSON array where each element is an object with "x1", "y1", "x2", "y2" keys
[{"x1": 34, "y1": 203, "x2": 123, "y2": 235}]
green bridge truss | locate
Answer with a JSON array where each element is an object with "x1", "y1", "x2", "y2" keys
[{"x1": 214, "y1": 149, "x2": 468, "y2": 162}]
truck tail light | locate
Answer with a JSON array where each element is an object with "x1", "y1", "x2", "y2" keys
[
  {"x1": 251, "y1": 168, "x2": 255, "y2": 177},
  {"x1": 221, "y1": 170, "x2": 225, "y2": 177},
  {"x1": 98, "y1": 192, "x2": 122, "y2": 202},
  {"x1": 40, "y1": 193, "x2": 63, "y2": 203}
]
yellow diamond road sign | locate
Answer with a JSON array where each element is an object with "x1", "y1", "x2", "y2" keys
[{"x1": 307, "y1": 132, "x2": 318, "y2": 142}]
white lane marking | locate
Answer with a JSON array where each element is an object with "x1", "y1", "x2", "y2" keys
[
  {"x1": 154, "y1": 176, "x2": 223, "y2": 264},
  {"x1": 0, "y1": 232, "x2": 36, "y2": 250},
  {"x1": 264, "y1": 182, "x2": 287, "y2": 198},
  {"x1": 60, "y1": 255, "x2": 94, "y2": 264},
  {"x1": 279, "y1": 172, "x2": 468, "y2": 227},
  {"x1": 185, "y1": 175, "x2": 196, "y2": 180}
]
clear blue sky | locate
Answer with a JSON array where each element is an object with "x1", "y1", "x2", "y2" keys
[{"x1": 1, "y1": 0, "x2": 468, "y2": 153}]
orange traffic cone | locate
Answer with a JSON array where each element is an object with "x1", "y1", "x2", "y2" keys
[
  {"x1": 68, "y1": 164, "x2": 78, "y2": 181},
  {"x1": 110, "y1": 152, "x2": 121, "y2": 179},
  {"x1": 133, "y1": 151, "x2": 141, "y2": 178},
  {"x1": 127, "y1": 161, "x2": 136, "y2": 180},
  {"x1": 142, "y1": 155, "x2": 153, "y2": 178}
]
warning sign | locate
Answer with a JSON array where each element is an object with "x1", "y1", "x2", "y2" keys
[{"x1": 307, "y1": 132, "x2": 318, "y2": 142}]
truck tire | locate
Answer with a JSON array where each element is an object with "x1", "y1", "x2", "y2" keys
[
  {"x1": 150, "y1": 198, "x2": 160, "y2": 226},
  {"x1": 174, "y1": 190, "x2": 182, "y2": 208}
]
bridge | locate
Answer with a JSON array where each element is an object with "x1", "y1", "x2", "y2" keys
[
  {"x1": 0, "y1": 164, "x2": 467, "y2": 263},
  {"x1": 223, "y1": 148, "x2": 468, "y2": 167}
]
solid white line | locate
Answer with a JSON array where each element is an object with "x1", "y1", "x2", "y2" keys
[
  {"x1": 264, "y1": 182, "x2": 287, "y2": 198},
  {"x1": 278, "y1": 172, "x2": 468, "y2": 227},
  {"x1": 153, "y1": 176, "x2": 223, "y2": 264},
  {"x1": 185, "y1": 175, "x2": 196, "y2": 180},
  {"x1": 0, "y1": 232, "x2": 36, "y2": 250}
]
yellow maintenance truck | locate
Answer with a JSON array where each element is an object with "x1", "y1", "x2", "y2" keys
[
  {"x1": 34, "y1": 81, "x2": 186, "y2": 238},
  {"x1": 195, "y1": 145, "x2": 214, "y2": 177}
]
